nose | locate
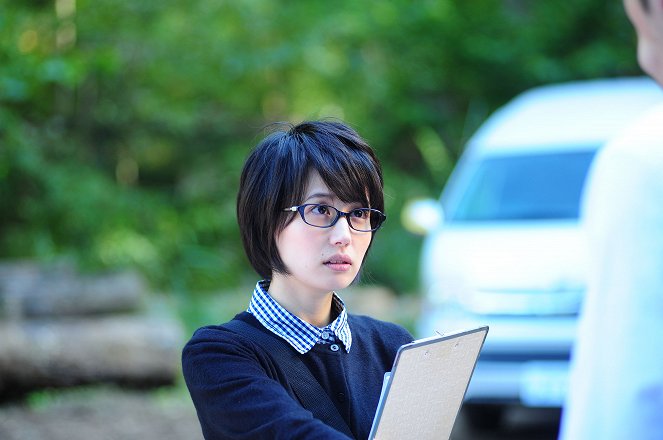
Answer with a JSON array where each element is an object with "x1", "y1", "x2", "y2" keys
[{"x1": 329, "y1": 215, "x2": 352, "y2": 246}]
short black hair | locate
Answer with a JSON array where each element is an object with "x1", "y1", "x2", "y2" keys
[{"x1": 237, "y1": 120, "x2": 385, "y2": 279}]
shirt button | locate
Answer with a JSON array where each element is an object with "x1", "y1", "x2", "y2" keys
[
  {"x1": 337, "y1": 392, "x2": 345, "y2": 402},
  {"x1": 321, "y1": 331, "x2": 330, "y2": 340},
  {"x1": 330, "y1": 344, "x2": 340, "y2": 352}
]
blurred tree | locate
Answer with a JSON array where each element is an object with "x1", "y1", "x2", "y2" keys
[{"x1": 0, "y1": 0, "x2": 641, "y2": 295}]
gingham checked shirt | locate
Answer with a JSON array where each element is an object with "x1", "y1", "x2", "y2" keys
[{"x1": 247, "y1": 280, "x2": 352, "y2": 354}]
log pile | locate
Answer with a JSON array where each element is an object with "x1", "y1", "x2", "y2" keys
[{"x1": 0, "y1": 261, "x2": 184, "y2": 397}]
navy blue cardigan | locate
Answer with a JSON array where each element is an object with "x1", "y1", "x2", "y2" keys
[{"x1": 182, "y1": 312, "x2": 413, "y2": 440}]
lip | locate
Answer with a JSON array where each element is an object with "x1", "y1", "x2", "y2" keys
[{"x1": 323, "y1": 254, "x2": 353, "y2": 272}]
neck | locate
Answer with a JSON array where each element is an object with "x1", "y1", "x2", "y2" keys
[{"x1": 267, "y1": 276, "x2": 334, "y2": 327}]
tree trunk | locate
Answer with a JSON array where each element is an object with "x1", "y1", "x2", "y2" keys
[
  {"x1": 0, "y1": 315, "x2": 184, "y2": 394},
  {"x1": 0, "y1": 262, "x2": 147, "y2": 318}
]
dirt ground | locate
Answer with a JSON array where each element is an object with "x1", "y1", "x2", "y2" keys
[
  {"x1": 0, "y1": 386, "x2": 560, "y2": 440},
  {"x1": 0, "y1": 387, "x2": 203, "y2": 440}
]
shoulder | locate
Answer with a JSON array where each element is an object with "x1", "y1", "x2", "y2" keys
[
  {"x1": 617, "y1": 103, "x2": 663, "y2": 138},
  {"x1": 585, "y1": 104, "x2": 663, "y2": 204},
  {"x1": 600, "y1": 104, "x2": 663, "y2": 162},
  {"x1": 627, "y1": 104, "x2": 663, "y2": 139},
  {"x1": 182, "y1": 312, "x2": 265, "y2": 360}
]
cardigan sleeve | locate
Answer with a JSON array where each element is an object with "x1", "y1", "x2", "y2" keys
[{"x1": 182, "y1": 327, "x2": 354, "y2": 440}]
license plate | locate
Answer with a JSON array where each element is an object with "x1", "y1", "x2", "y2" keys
[{"x1": 520, "y1": 361, "x2": 569, "y2": 407}]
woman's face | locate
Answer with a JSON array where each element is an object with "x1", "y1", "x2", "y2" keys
[
  {"x1": 624, "y1": 0, "x2": 663, "y2": 85},
  {"x1": 272, "y1": 170, "x2": 373, "y2": 297}
]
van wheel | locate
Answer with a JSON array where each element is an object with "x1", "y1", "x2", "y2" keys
[{"x1": 463, "y1": 404, "x2": 505, "y2": 430}]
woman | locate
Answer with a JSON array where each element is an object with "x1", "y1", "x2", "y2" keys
[{"x1": 182, "y1": 120, "x2": 413, "y2": 439}]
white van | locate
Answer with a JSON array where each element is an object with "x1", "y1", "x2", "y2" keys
[{"x1": 411, "y1": 77, "x2": 663, "y2": 428}]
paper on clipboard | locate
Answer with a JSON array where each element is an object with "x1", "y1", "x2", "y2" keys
[{"x1": 368, "y1": 326, "x2": 488, "y2": 440}]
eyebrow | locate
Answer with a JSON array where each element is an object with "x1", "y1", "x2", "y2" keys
[
  {"x1": 303, "y1": 193, "x2": 368, "y2": 210},
  {"x1": 303, "y1": 192, "x2": 335, "y2": 202}
]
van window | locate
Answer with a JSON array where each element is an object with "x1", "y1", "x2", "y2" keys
[{"x1": 450, "y1": 150, "x2": 596, "y2": 222}]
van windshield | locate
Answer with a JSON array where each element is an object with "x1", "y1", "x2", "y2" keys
[{"x1": 450, "y1": 150, "x2": 596, "y2": 222}]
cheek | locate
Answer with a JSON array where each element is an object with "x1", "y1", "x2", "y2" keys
[
  {"x1": 356, "y1": 234, "x2": 373, "y2": 257},
  {"x1": 276, "y1": 225, "x2": 320, "y2": 265},
  {"x1": 638, "y1": 39, "x2": 663, "y2": 83},
  {"x1": 275, "y1": 227, "x2": 299, "y2": 264}
]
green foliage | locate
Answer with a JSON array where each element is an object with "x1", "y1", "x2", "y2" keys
[{"x1": 0, "y1": 0, "x2": 642, "y2": 295}]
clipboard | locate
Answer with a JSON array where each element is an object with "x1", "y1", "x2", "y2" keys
[{"x1": 368, "y1": 326, "x2": 489, "y2": 440}]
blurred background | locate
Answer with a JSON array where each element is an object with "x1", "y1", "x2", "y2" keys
[{"x1": 0, "y1": 0, "x2": 646, "y2": 439}]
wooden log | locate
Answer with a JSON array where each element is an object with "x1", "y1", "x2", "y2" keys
[
  {"x1": 21, "y1": 271, "x2": 148, "y2": 317},
  {"x1": 0, "y1": 262, "x2": 147, "y2": 318},
  {"x1": 0, "y1": 315, "x2": 184, "y2": 394}
]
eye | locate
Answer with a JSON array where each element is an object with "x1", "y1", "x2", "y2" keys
[
  {"x1": 310, "y1": 204, "x2": 332, "y2": 216},
  {"x1": 351, "y1": 209, "x2": 369, "y2": 219}
]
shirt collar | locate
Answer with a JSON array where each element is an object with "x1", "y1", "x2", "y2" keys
[{"x1": 247, "y1": 280, "x2": 352, "y2": 354}]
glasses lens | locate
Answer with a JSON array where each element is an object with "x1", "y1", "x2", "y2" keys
[
  {"x1": 349, "y1": 208, "x2": 385, "y2": 231},
  {"x1": 302, "y1": 204, "x2": 338, "y2": 227},
  {"x1": 348, "y1": 208, "x2": 371, "y2": 231},
  {"x1": 300, "y1": 204, "x2": 385, "y2": 231}
]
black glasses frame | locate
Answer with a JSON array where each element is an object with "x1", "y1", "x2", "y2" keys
[{"x1": 283, "y1": 204, "x2": 386, "y2": 232}]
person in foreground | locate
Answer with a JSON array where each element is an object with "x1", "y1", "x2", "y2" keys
[
  {"x1": 559, "y1": 0, "x2": 663, "y2": 439},
  {"x1": 182, "y1": 120, "x2": 413, "y2": 439}
]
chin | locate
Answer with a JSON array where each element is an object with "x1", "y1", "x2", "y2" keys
[{"x1": 326, "y1": 274, "x2": 358, "y2": 292}]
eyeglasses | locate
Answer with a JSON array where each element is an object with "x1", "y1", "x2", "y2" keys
[{"x1": 283, "y1": 204, "x2": 386, "y2": 232}]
